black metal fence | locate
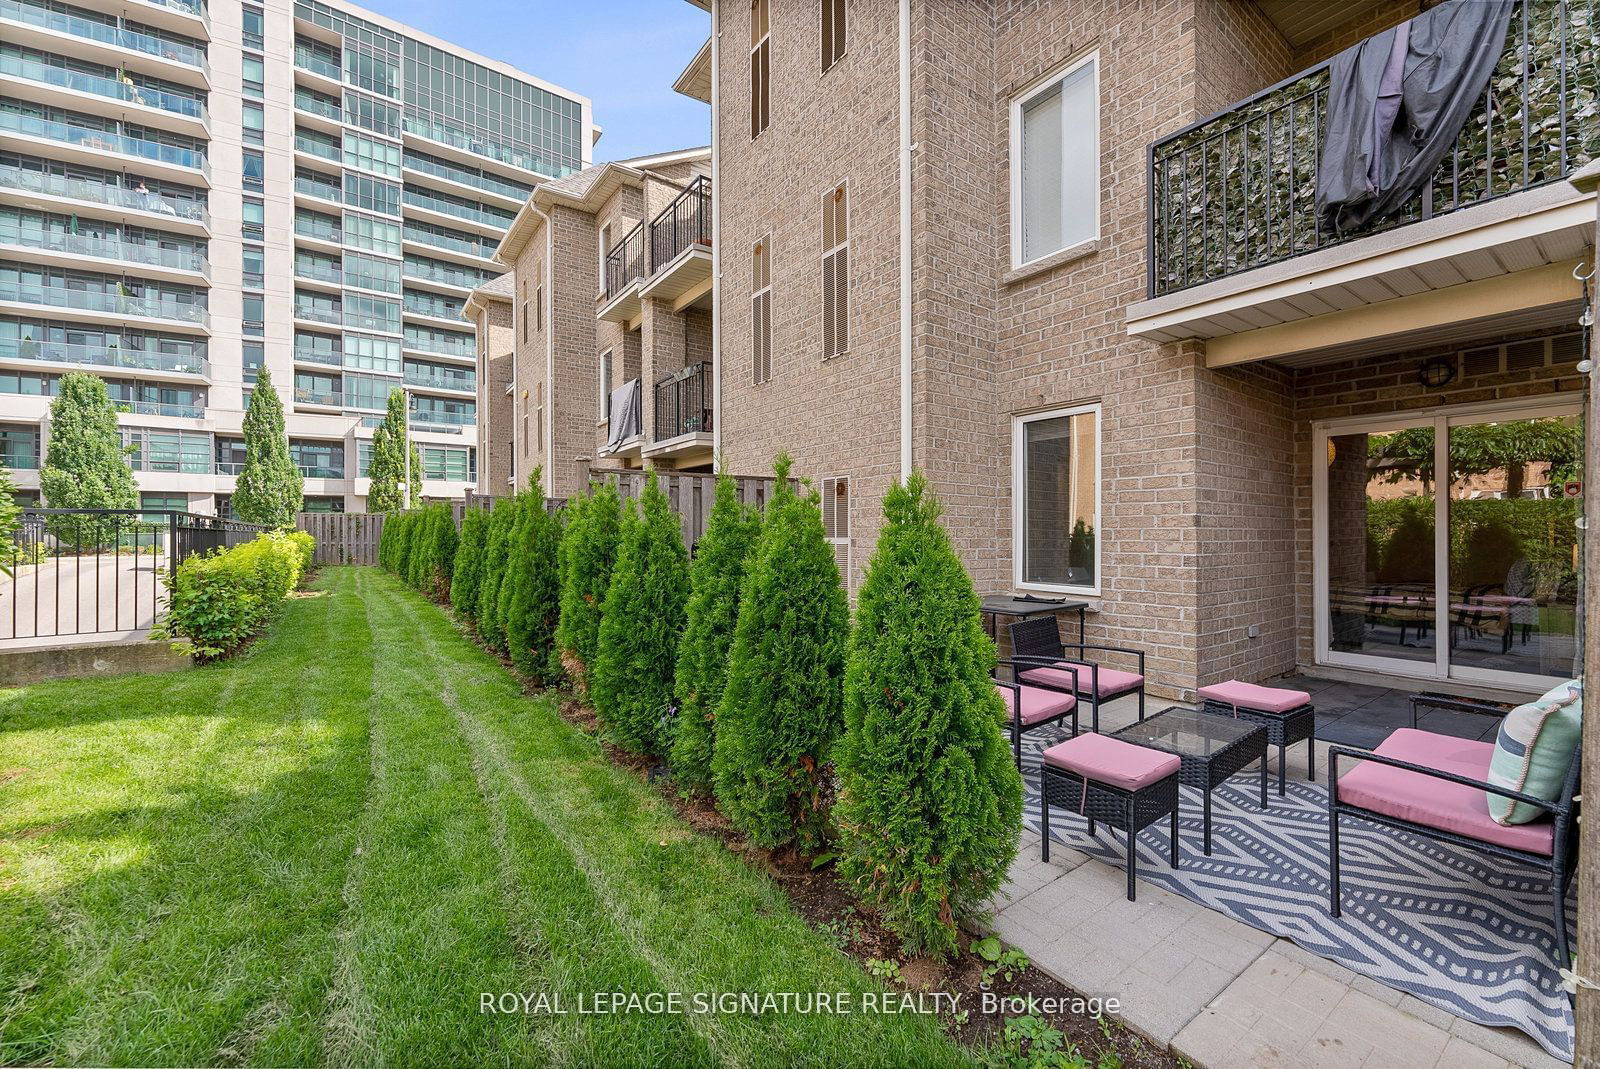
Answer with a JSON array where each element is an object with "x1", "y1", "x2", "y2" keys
[
  {"x1": 1148, "y1": 0, "x2": 1599, "y2": 297},
  {"x1": 653, "y1": 361, "x2": 713, "y2": 442},
  {"x1": 649, "y1": 175, "x2": 712, "y2": 271},
  {"x1": 602, "y1": 220, "x2": 646, "y2": 300},
  {"x1": 1, "y1": 509, "x2": 264, "y2": 642}
]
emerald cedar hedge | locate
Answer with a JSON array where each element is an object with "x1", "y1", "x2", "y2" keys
[
  {"x1": 158, "y1": 529, "x2": 315, "y2": 660},
  {"x1": 553, "y1": 480, "x2": 622, "y2": 696}
]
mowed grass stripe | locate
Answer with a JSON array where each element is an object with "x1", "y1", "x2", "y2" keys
[
  {"x1": 365, "y1": 571, "x2": 971, "y2": 1069},
  {"x1": 0, "y1": 570, "x2": 373, "y2": 1067},
  {"x1": 360, "y1": 570, "x2": 714, "y2": 1068}
]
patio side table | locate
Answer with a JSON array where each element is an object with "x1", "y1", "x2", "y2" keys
[
  {"x1": 980, "y1": 595, "x2": 1087, "y2": 645},
  {"x1": 1112, "y1": 706, "x2": 1267, "y2": 856}
]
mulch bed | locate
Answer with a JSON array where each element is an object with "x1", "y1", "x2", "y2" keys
[{"x1": 439, "y1": 605, "x2": 1178, "y2": 1067}]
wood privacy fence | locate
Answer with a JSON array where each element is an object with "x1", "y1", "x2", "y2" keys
[{"x1": 299, "y1": 472, "x2": 785, "y2": 565}]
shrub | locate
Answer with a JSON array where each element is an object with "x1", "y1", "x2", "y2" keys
[
  {"x1": 834, "y1": 473, "x2": 1023, "y2": 956},
  {"x1": 158, "y1": 529, "x2": 312, "y2": 660},
  {"x1": 407, "y1": 503, "x2": 455, "y2": 596},
  {"x1": 712, "y1": 456, "x2": 849, "y2": 849},
  {"x1": 476, "y1": 496, "x2": 517, "y2": 651},
  {"x1": 671, "y1": 471, "x2": 761, "y2": 792},
  {"x1": 593, "y1": 472, "x2": 689, "y2": 754},
  {"x1": 452, "y1": 504, "x2": 490, "y2": 616},
  {"x1": 554, "y1": 480, "x2": 622, "y2": 694},
  {"x1": 282, "y1": 529, "x2": 315, "y2": 577},
  {"x1": 393, "y1": 510, "x2": 421, "y2": 584},
  {"x1": 501, "y1": 479, "x2": 564, "y2": 682},
  {"x1": 39, "y1": 371, "x2": 137, "y2": 545},
  {"x1": 232, "y1": 367, "x2": 303, "y2": 528}
]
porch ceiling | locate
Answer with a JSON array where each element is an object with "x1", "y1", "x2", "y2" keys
[
  {"x1": 1255, "y1": 0, "x2": 1393, "y2": 49},
  {"x1": 1125, "y1": 183, "x2": 1595, "y2": 369}
]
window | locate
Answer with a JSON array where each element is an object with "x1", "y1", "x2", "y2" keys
[
  {"x1": 344, "y1": 91, "x2": 401, "y2": 137},
  {"x1": 242, "y1": 245, "x2": 264, "y2": 289},
  {"x1": 343, "y1": 293, "x2": 400, "y2": 333},
  {"x1": 751, "y1": 235, "x2": 771, "y2": 384},
  {"x1": 242, "y1": 149, "x2": 264, "y2": 192},
  {"x1": 242, "y1": 295, "x2": 264, "y2": 337},
  {"x1": 242, "y1": 5, "x2": 264, "y2": 50},
  {"x1": 343, "y1": 252, "x2": 401, "y2": 294},
  {"x1": 822, "y1": 0, "x2": 846, "y2": 72},
  {"x1": 1013, "y1": 405, "x2": 1100, "y2": 594},
  {"x1": 242, "y1": 341, "x2": 263, "y2": 384},
  {"x1": 598, "y1": 349, "x2": 612, "y2": 420},
  {"x1": 1011, "y1": 53, "x2": 1098, "y2": 268},
  {"x1": 343, "y1": 131, "x2": 401, "y2": 177},
  {"x1": 520, "y1": 279, "x2": 528, "y2": 344},
  {"x1": 534, "y1": 273, "x2": 542, "y2": 333},
  {"x1": 242, "y1": 198, "x2": 265, "y2": 240},
  {"x1": 242, "y1": 55, "x2": 265, "y2": 98},
  {"x1": 421, "y1": 445, "x2": 474, "y2": 481},
  {"x1": 343, "y1": 172, "x2": 401, "y2": 216},
  {"x1": 750, "y1": 0, "x2": 771, "y2": 137},
  {"x1": 821, "y1": 184, "x2": 849, "y2": 359},
  {"x1": 344, "y1": 212, "x2": 400, "y2": 255},
  {"x1": 242, "y1": 102, "x2": 265, "y2": 145},
  {"x1": 821, "y1": 475, "x2": 850, "y2": 583}
]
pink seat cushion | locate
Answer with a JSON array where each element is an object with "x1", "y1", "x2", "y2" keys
[
  {"x1": 1020, "y1": 661, "x2": 1144, "y2": 698},
  {"x1": 1198, "y1": 679, "x2": 1311, "y2": 715},
  {"x1": 996, "y1": 683, "x2": 1076, "y2": 727},
  {"x1": 1337, "y1": 728, "x2": 1554, "y2": 856},
  {"x1": 1043, "y1": 733, "x2": 1180, "y2": 793}
]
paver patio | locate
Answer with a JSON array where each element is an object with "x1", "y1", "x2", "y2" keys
[{"x1": 982, "y1": 690, "x2": 1565, "y2": 1069}]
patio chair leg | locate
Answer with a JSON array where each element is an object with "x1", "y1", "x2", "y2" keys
[
  {"x1": 1012, "y1": 725, "x2": 1021, "y2": 767},
  {"x1": 1202, "y1": 788, "x2": 1212, "y2": 857},
  {"x1": 1040, "y1": 785, "x2": 1050, "y2": 862},
  {"x1": 1554, "y1": 881, "x2": 1571, "y2": 968},
  {"x1": 1306, "y1": 734, "x2": 1316, "y2": 783},
  {"x1": 1138, "y1": 690, "x2": 1145, "y2": 722},
  {"x1": 1277, "y1": 744, "x2": 1287, "y2": 796},
  {"x1": 1125, "y1": 804, "x2": 1137, "y2": 902},
  {"x1": 1328, "y1": 805, "x2": 1341, "y2": 918},
  {"x1": 1169, "y1": 805, "x2": 1179, "y2": 869},
  {"x1": 1259, "y1": 751, "x2": 1268, "y2": 808}
]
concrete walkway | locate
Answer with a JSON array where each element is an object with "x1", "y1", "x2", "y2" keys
[
  {"x1": 983, "y1": 691, "x2": 1564, "y2": 1069},
  {"x1": 0, "y1": 554, "x2": 167, "y2": 643}
]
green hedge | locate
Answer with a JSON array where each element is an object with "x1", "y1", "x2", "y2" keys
[{"x1": 158, "y1": 530, "x2": 314, "y2": 660}]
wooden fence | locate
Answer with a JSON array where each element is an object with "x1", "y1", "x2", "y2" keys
[{"x1": 299, "y1": 472, "x2": 784, "y2": 566}]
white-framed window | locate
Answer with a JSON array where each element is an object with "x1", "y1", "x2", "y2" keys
[
  {"x1": 751, "y1": 0, "x2": 771, "y2": 137},
  {"x1": 751, "y1": 234, "x2": 772, "y2": 384},
  {"x1": 821, "y1": 0, "x2": 846, "y2": 72},
  {"x1": 821, "y1": 182, "x2": 849, "y2": 359},
  {"x1": 1009, "y1": 51, "x2": 1099, "y2": 270},
  {"x1": 1013, "y1": 403, "x2": 1100, "y2": 595},
  {"x1": 598, "y1": 348, "x2": 613, "y2": 420}
]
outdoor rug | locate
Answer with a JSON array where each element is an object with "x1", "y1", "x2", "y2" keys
[{"x1": 1016, "y1": 734, "x2": 1576, "y2": 1061}]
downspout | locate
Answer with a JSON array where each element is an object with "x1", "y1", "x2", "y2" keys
[
  {"x1": 710, "y1": 1, "x2": 722, "y2": 460},
  {"x1": 897, "y1": 0, "x2": 913, "y2": 480},
  {"x1": 523, "y1": 201, "x2": 557, "y2": 499}
]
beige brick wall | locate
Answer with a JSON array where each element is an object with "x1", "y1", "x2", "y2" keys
[{"x1": 473, "y1": 297, "x2": 515, "y2": 495}]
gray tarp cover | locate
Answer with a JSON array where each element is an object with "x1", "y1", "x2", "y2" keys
[
  {"x1": 605, "y1": 378, "x2": 641, "y2": 450},
  {"x1": 1316, "y1": 0, "x2": 1513, "y2": 232}
]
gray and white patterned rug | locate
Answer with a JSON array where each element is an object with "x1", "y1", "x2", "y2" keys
[{"x1": 1017, "y1": 734, "x2": 1576, "y2": 1062}]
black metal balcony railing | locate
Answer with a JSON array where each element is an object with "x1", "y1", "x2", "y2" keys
[
  {"x1": 602, "y1": 221, "x2": 646, "y2": 300},
  {"x1": 649, "y1": 175, "x2": 712, "y2": 272},
  {"x1": 652, "y1": 362, "x2": 712, "y2": 442},
  {"x1": 1147, "y1": 0, "x2": 1600, "y2": 298}
]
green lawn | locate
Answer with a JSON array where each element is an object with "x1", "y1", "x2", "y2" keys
[{"x1": 0, "y1": 567, "x2": 970, "y2": 1068}]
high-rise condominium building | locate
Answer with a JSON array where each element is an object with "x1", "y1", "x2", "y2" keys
[{"x1": 0, "y1": 0, "x2": 593, "y2": 513}]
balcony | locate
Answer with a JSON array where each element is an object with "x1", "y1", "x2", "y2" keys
[
  {"x1": 404, "y1": 368, "x2": 476, "y2": 393},
  {"x1": 598, "y1": 221, "x2": 646, "y2": 324},
  {"x1": 296, "y1": 463, "x2": 344, "y2": 479},
  {"x1": 294, "y1": 387, "x2": 342, "y2": 408},
  {"x1": 293, "y1": 345, "x2": 342, "y2": 367},
  {"x1": 1129, "y1": 0, "x2": 1598, "y2": 368},
  {"x1": 0, "y1": 0, "x2": 209, "y2": 78},
  {"x1": 293, "y1": 130, "x2": 340, "y2": 165},
  {"x1": 293, "y1": 301, "x2": 341, "y2": 326},
  {"x1": 292, "y1": 44, "x2": 341, "y2": 87},
  {"x1": 0, "y1": 338, "x2": 208, "y2": 377},
  {"x1": 645, "y1": 361, "x2": 713, "y2": 462},
  {"x1": 400, "y1": 151, "x2": 530, "y2": 205},
  {"x1": 599, "y1": 377, "x2": 643, "y2": 459},
  {"x1": 408, "y1": 407, "x2": 474, "y2": 429},
  {"x1": 294, "y1": 258, "x2": 341, "y2": 288},
  {"x1": 402, "y1": 222, "x2": 498, "y2": 261},
  {"x1": 402, "y1": 188, "x2": 515, "y2": 232},
  {"x1": 0, "y1": 110, "x2": 208, "y2": 182},
  {"x1": 403, "y1": 257, "x2": 485, "y2": 291},
  {"x1": 0, "y1": 54, "x2": 208, "y2": 132},
  {"x1": 0, "y1": 162, "x2": 208, "y2": 230},
  {"x1": 116, "y1": 399, "x2": 202, "y2": 419},
  {"x1": 0, "y1": 220, "x2": 207, "y2": 279},
  {"x1": 641, "y1": 175, "x2": 712, "y2": 310},
  {"x1": 0, "y1": 281, "x2": 207, "y2": 329},
  {"x1": 293, "y1": 89, "x2": 341, "y2": 126}
]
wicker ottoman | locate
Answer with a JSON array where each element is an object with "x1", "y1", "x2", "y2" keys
[
  {"x1": 1198, "y1": 680, "x2": 1315, "y2": 796},
  {"x1": 1040, "y1": 733, "x2": 1182, "y2": 901}
]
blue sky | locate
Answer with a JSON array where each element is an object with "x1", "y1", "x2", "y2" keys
[{"x1": 369, "y1": 0, "x2": 711, "y2": 164}]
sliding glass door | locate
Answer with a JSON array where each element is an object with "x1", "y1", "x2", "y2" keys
[{"x1": 1314, "y1": 399, "x2": 1581, "y2": 690}]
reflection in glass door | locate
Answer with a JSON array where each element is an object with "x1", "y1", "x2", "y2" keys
[
  {"x1": 1446, "y1": 413, "x2": 1581, "y2": 683},
  {"x1": 1324, "y1": 425, "x2": 1437, "y2": 667},
  {"x1": 1317, "y1": 400, "x2": 1583, "y2": 689}
]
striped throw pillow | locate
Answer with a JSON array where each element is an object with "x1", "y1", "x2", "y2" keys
[{"x1": 1486, "y1": 679, "x2": 1582, "y2": 826}]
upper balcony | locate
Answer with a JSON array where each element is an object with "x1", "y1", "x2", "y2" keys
[
  {"x1": 0, "y1": 218, "x2": 208, "y2": 285},
  {"x1": 0, "y1": 109, "x2": 209, "y2": 186},
  {"x1": 640, "y1": 175, "x2": 712, "y2": 311},
  {"x1": 0, "y1": 278, "x2": 208, "y2": 333},
  {"x1": 1128, "y1": 0, "x2": 1597, "y2": 369},
  {"x1": 0, "y1": 0, "x2": 209, "y2": 87},
  {"x1": 597, "y1": 220, "x2": 646, "y2": 324},
  {"x1": 0, "y1": 161, "x2": 209, "y2": 235},
  {"x1": 0, "y1": 53, "x2": 209, "y2": 139},
  {"x1": 643, "y1": 360, "x2": 712, "y2": 464},
  {"x1": 0, "y1": 336, "x2": 208, "y2": 379}
]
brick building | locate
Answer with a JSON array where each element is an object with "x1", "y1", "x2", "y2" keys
[{"x1": 674, "y1": 0, "x2": 1595, "y2": 702}]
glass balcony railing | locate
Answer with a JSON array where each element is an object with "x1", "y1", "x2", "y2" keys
[
  {"x1": 294, "y1": 387, "x2": 342, "y2": 406},
  {"x1": 404, "y1": 368, "x2": 475, "y2": 392},
  {"x1": 4, "y1": 452, "x2": 40, "y2": 469},
  {"x1": 402, "y1": 294, "x2": 465, "y2": 321},
  {"x1": 401, "y1": 152, "x2": 530, "y2": 202},
  {"x1": 401, "y1": 115, "x2": 572, "y2": 180},
  {"x1": 403, "y1": 259, "x2": 485, "y2": 289},
  {"x1": 403, "y1": 333, "x2": 474, "y2": 359},
  {"x1": 402, "y1": 224, "x2": 496, "y2": 260},
  {"x1": 0, "y1": 221, "x2": 206, "y2": 273},
  {"x1": 293, "y1": 346, "x2": 342, "y2": 366},
  {"x1": 116, "y1": 399, "x2": 203, "y2": 418},
  {"x1": 0, "y1": 337, "x2": 207, "y2": 375},
  {"x1": 0, "y1": 55, "x2": 207, "y2": 122},
  {"x1": 294, "y1": 216, "x2": 342, "y2": 243},
  {"x1": 293, "y1": 133, "x2": 340, "y2": 163},
  {"x1": 293, "y1": 259, "x2": 341, "y2": 284},
  {"x1": 293, "y1": 91, "x2": 340, "y2": 123},
  {"x1": 0, "y1": 282, "x2": 207, "y2": 325},
  {"x1": 296, "y1": 463, "x2": 344, "y2": 478},
  {"x1": 0, "y1": 162, "x2": 207, "y2": 225},
  {"x1": 293, "y1": 303, "x2": 341, "y2": 325},
  {"x1": 293, "y1": 176, "x2": 341, "y2": 204},
  {"x1": 402, "y1": 189, "x2": 513, "y2": 229},
  {"x1": 0, "y1": 111, "x2": 208, "y2": 177},
  {"x1": 293, "y1": 46, "x2": 340, "y2": 82},
  {"x1": 140, "y1": 0, "x2": 205, "y2": 19},
  {"x1": 0, "y1": 0, "x2": 208, "y2": 72},
  {"x1": 409, "y1": 407, "x2": 474, "y2": 427}
]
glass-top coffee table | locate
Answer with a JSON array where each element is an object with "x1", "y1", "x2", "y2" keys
[{"x1": 1112, "y1": 706, "x2": 1267, "y2": 855}]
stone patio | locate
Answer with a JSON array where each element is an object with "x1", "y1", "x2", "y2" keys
[{"x1": 982, "y1": 688, "x2": 1564, "y2": 1069}]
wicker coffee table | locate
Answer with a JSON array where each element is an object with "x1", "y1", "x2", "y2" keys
[{"x1": 1112, "y1": 706, "x2": 1267, "y2": 856}]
